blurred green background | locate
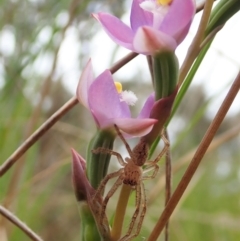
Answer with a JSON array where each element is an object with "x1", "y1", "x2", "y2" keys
[{"x1": 0, "y1": 0, "x2": 240, "y2": 240}]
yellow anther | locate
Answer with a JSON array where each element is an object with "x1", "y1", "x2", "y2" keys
[
  {"x1": 157, "y1": 0, "x2": 172, "y2": 6},
  {"x1": 114, "y1": 82, "x2": 122, "y2": 93}
]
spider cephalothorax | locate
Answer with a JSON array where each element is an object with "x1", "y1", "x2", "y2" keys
[{"x1": 92, "y1": 124, "x2": 169, "y2": 241}]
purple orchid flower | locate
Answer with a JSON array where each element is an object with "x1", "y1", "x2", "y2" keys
[
  {"x1": 76, "y1": 60, "x2": 157, "y2": 136},
  {"x1": 93, "y1": 0, "x2": 195, "y2": 55}
]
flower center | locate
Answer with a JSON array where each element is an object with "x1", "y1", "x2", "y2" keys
[
  {"x1": 140, "y1": 0, "x2": 172, "y2": 28},
  {"x1": 157, "y1": 0, "x2": 172, "y2": 6},
  {"x1": 114, "y1": 82, "x2": 138, "y2": 106},
  {"x1": 115, "y1": 82, "x2": 123, "y2": 93}
]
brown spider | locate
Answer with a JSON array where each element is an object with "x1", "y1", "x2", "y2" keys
[{"x1": 92, "y1": 124, "x2": 169, "y2": 241}]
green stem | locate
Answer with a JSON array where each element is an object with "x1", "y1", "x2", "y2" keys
[
  {"x1": 87, "y1": 129, "x2": 115, "y2": 189},
  {"x1": 79, "y1": 203, "x2": 101, "y2": 241},
  {"x1": 111, "y1": 184, "x2": 132, "y2": 241}
]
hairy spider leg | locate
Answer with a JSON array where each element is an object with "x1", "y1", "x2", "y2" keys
[
  {"x1": 100, "y1": 176, "x2": 123, "y2": 221},
  {"x1": 143, "y1": 132, "x2": 170, "y2": 179},
  {"x1": 87, "y1": 184, "x2": 111, "y2": 240},
  {"x1": 92, "y1": 147, "x2": 126, "y2": 166},
  {"x1": 119, "y1": 181, "x2": 147, "y2": 241},
  {"x1": 89, "y1": 168, "x2": 123, "y2": 238},
  {"x1": 92, "y1": 170, "x2": 122, "y2": 210},
  {"x1": 119, "y1": 181, "x2": 141, "y2": 241},
  {"x1": 91, "y1": 147, "x2": 126, "y2": 204},
  {"x1": 91, "y1": 148, "x2": 126, "y2": 222},
  {"x1": 131, "y1": 182, "x2": 147, "y2": 241},
  {"x1": 90, "y1": 203, "x2": 111, "y2": 240},
  {"x1": 114, "y1": 124, "x2": 135, "y2": 159}
]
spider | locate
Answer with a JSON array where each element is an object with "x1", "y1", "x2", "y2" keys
[{"x1": 92, "y1": 124, "x2": 169, "y2": 241}]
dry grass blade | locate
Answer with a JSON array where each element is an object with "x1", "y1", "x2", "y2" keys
[{"x1": 164, "y1": 129, "x2": 171, "y2": 241}]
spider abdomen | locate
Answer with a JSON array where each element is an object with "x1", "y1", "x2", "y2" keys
[{"x1": 132, "y1": 140, "x2": 149, "y2": 166}]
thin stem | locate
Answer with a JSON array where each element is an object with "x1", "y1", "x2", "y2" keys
[
  {"x1": 111, "y1": 184, "x2": 132, "y2": 241},
  {"x1": 196, "y1": 0, "x2": 217, "y2": 13},
  {"x1": 147, "y1": 71, "x2": 240, "y2": 241},
  {"x1": 0, "y1": 206, "x2": 43, "y2": 241},
  {"x1": 179, "y1": 0, "x2": 215, "y2": 86},
  {"x1": 146, "y1": 56, "x2": 154, "y2": 85},
  {"x1": 164, "y1": 129, "x2": 171, "y2": 241},
  {"x1": 110, "y1": 52, "x2": 138, "y2": 74},
  {"x1": 0, "y1": 52, "x2": 138, "y2": 177},
  {"x1": 199, "y1": 24, "x2": 223, "y2": 49}
]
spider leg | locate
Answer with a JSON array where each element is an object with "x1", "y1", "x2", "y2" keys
[
  {"x1": 131, "y1": 182, "x2": 147, "y2": 240},
  {"x1": 136, "y1": 182, "x2": 147, "y2": 235},
  {"x1": 147, "y1": 132, "x2": 169, "y2": 166},
  {"x1": 120, "y1": 182, "x2": 147, "y2": 241},
  {"x1": 92, "y1": 169, "x2": 123, "y2": 210},
  {"x1": 92, "y1": 147, "x2": 126, "y2": 166},
  {"x1": 119, "y1": 182, "x2": 141, "y2": 241},
  {"x1": 114, "y1": 124, "x2": 134, "y2": 159},
  {"x1": 90, "y1": 168, "x2": 123, "y2": 240},
  {"x1": 142, "y1": 164, "x2": 159, "y2": 180},
  {"x1": 100, "y1": 175, "x2": 123, "y2": 221},
  {"x1": 89, "y1": 200, "x2": 111, "y2": 240},
  {"x1": 142, "y1": 132, "x2": 169, "y2": 179},
  {"x1": 128, "y1": 183, "x2": 141, "y2": 234},
  {"x1": 88, "y1": 190, "x2": 111, "y2": 239},
  {"x1": 120, "y1": 183, "x2": 141, "y2": 241}
]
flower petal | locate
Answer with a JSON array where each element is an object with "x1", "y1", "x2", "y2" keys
[
  {"x1": 133, "y1": 26, "x2": 177, "y2": 54},
  {"x1": 114, "y1": 118, "x2": 157, "y2": 136},
  {"x1": 93, "y1": 13, "x2": 135, "y2": 50},
  {"x1": 160, "y1": 0, "x2": 195, "y2": 44},
  {"x1": 138, "y1": 93, "x2": 155, "y2": 119},
  {"x1": 142, "y1": 87, "x2": 178, "y2": 145},
  {"x1": 76, "y1": 59, "x2": 94, "y2": 108},
  {"x1": 88, "y1": 70, "x2": 131, "y2": 128},
  {"x1": 130, "y1": 0, "x2": 153, "y2": 32}
]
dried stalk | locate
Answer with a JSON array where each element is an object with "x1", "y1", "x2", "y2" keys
[{"x1": 0, "y1": 206, "x2": 43, "y2": 241}]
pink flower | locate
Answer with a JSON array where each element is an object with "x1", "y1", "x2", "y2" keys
[
  {"x1": 93, "y1": 0, "x2": 195, "y2": 55},
  {"x1": 76, "y1": 60, "x2": 157, "y2": 136}
]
